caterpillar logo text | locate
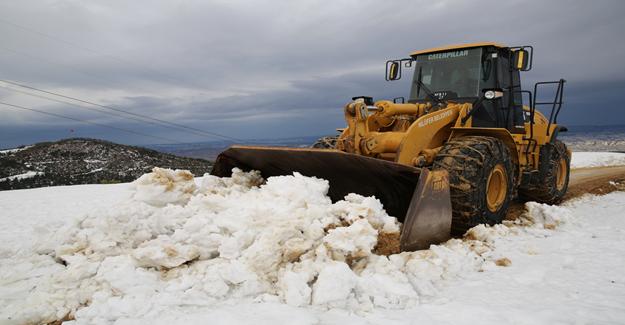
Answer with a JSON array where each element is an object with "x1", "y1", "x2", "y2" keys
[{"x1": 427, "y1": 50, "x2": 468, "y2": 60}]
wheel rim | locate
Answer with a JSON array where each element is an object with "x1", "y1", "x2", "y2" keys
[
  {"x1": 556, "y1": 157, "x2": 567, "y2": 191},
  {"x1": 486, "y1": 164, "x2": 508, "y2": 212}
]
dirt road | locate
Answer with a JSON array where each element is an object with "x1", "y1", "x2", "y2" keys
[
  {"x1": 566, "y1": 166, "x2": 625, "y2": 198},
  {"x1": 505, "y1": 165, "x2": 625, "y2": 220},
  {"x1": 383, "y1": 165, "x2": 625, "y2": 254}
]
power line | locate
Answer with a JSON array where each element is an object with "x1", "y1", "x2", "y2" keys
[
  {"x1": 0, "y1": 19, "x2": 244, "y2": 142},
  {"x1": 0, "y1": 18, "x2": 224, "y2": 106},
  {"x1": 0, "y1": 19, "x2": 243, "y2": 142},
  {"x1": 0, "y1": 84, "x2": 177, "y2": 129},
  {"x1": 0, "y1": 101, "x2": 184, "y2": 144},
  {"x1": 0, "y1": 79, "x2": 241, "y2": 142},
  {"x1": 0, "y1": 46, "x2": 236, "y2": 142}
]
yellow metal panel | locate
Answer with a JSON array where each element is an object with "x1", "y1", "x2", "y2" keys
[
  {"x1": 410, "y1": 42, "x2": 506, "y2": 56},
  {"x1": 396, "y1": 105, "x2": 464, "y2": 165},
  {"x1": 362, "y1": 131, "x2": 405, "y2": 154},
  {"x1": 520, "y1": 109, "x2": 561, "y2": 170}
]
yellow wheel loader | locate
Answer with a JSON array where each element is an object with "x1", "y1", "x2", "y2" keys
[{"x1": 212, "y1": 42, "x2": 570, "y2": 251}]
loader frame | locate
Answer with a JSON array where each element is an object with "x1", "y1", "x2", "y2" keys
[{"x1": 211, "y1": 42, "x2": 569, "y2": 252}]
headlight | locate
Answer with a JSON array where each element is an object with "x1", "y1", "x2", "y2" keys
[{"x1": 484, "y1": 90, "x2": 503, "y2": 100}]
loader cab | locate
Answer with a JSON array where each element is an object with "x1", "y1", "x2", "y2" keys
[{"x1": 405, "y1": 43, "x2": 527, "y2": 133}]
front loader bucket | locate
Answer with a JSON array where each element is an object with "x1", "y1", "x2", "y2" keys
[
  {"x1": 211, "y1": 146, "x2": 420, "y2": 220},
  {"x1": 211, "y1": 145, "x2": 452, "y2": 251},
  {"x1": 399, "y1": 169, "x2": 452, "y2": 251}
]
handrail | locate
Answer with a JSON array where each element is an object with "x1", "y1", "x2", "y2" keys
[
  {"x1": 516, "y1": 90, "x2": 535, "y2": 163},
  {"x1": 532, "y1": 79, "x2": 566, "y2": 136}
]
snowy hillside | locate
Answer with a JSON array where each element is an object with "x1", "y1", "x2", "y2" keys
[
  {"x1": 1, "y1": 158, "x2": 625, "y2": 324},
  {"x1": 0, "y1": 138, "x2": 212, "y2": 191},
  {"x1": 560, "y1": 125, "x2": 625, "y2": 152}
]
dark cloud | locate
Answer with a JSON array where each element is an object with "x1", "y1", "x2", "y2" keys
[{"x1": 1, "y1": 0, "x2": 624, "y2": 148}]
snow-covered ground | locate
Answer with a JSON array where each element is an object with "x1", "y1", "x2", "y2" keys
[
  {"x1": 571, "y1": 152, "x2": 625, "y2": 169},
  {"x1": 1, "y1": 162, "x2": 624, "y2": 324}
]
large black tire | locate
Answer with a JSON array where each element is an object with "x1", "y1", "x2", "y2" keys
[
  {"x1": 519, "y1": 140, "x2": 570, "y2": 204},
  {"x1": 311, "y1": 136, "x2": 338, "y2": 149},
  {"x1": 433, "y1": 136, "x2": 516, "y2": 235}
]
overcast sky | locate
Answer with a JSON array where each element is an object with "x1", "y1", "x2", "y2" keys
[{"x1": 1, "y1": 0, "x2": 624, "y2": 148}]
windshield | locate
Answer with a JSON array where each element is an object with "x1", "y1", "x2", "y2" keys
[{"x1": 409, "y1": 48, "x2": 483, "y2": 101}]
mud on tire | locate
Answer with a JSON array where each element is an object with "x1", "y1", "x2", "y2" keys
[
  {"x1": 519, "y1": 140, "x2": 570, "y2": 204},
  {"x1": 433, "y1": 136, "x2": 515, "y2": 235}
]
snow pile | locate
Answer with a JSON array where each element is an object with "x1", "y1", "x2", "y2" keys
[
  {"x1": 0, "y1": 168, "x2": 574, "y2": 324},
  {"x1": 465, "y1": 202, "x2": 572, "y2": 247},
  {"x1": 571, "y1": 151, "x2": 625, "y2": 168},
  {"x1": 520, "y1": 201, "x2": 569, "y2": 228}
]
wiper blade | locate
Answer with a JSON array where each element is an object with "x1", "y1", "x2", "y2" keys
[
  {"x1": 415, "y1": 79, "x2": 446, "y2": 107},
  {"x1": 415, "y1": 68, "x2": 445, "y2": 107}
]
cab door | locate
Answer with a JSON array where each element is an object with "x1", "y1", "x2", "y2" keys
[{"x1": 497, "y1": 49, "x2": 525, "y2": 133}]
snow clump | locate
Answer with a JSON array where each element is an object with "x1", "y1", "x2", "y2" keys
[{"x1": 132, "y1": 167, "x2": 197, "y2": 206}]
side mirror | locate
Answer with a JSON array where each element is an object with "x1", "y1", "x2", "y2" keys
[
  {"x1": 512, "y1": 49, "x2": 530, "y2": 71},
  {"x1": 386, "y1": 61, "x2": 401, "y2": 81}
]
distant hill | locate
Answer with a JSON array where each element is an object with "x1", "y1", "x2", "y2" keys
[
  {"x1": 559, "y1": 124, "x2": 625, "y2": 152},
  {"x1": 0, "y1": 138, "x2": 213, "y2": 190}
]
